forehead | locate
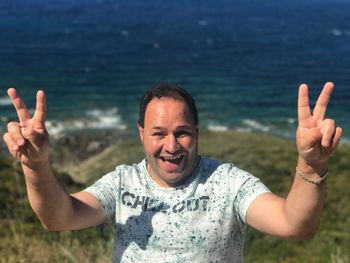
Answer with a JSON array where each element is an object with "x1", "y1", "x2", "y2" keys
[{"x1": 144, "y1": 97, "x2": 195, "y2": 127}]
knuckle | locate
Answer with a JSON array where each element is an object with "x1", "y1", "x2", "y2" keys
[
  {"x1": 325, "y1": 118, "x2": 335, "y2": 125},
  {"x1": 3, "y1": 133, "x2": 14, "y2": 146},
  {"x1": 2, "y1": 132, "x2": 10, "y2": 142},
  {"x1": 7, "y1": 121, "x2": 18, "y2": 130}
]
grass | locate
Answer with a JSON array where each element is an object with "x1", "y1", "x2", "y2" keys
[{"x1": 1, "y1": 130, "x2": 349, "y2": 262}]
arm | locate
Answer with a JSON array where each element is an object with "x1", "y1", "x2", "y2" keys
[
  {"x1": 3, "y1": 88, "x2": 106, "y2": 231},
  {"x1": 246, "y1": 82, "x2": 342, "y2": 240}
]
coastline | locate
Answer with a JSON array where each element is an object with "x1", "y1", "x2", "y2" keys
[
  {"x1": 43, "y1": 128, "x2": 349, "y2": 186},
  {"x1": 1, "y1": 126, "x2": 348, "y2": 183}
]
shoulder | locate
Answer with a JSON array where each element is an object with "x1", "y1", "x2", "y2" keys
[
  {"x1": 114, "y1": 160, "x2": 144, "y2": 174},
  {"x1": 201, "y1": 157, "x2": 248, "y2": 179},
  {"x1": 200, "y1": 157, "x2": 261, "y2": 190},
  {"x1": 91, "y1": 160, "x2": 145, "y2": 184},
  {"x1": 113, "y1": 159, "x2": 148, "y2": 184},
  {"x1": 85, "y1": 160, "x2": 146, "y2": 192},
  {"x1": 198, "y1": 157, "x2": 245, "y2": 185}
]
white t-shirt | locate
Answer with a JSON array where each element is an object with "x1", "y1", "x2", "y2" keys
[{"x1": 84, "y1": 156, "x2": 270, "y2": 263}]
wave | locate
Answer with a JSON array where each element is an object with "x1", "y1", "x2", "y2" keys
[
  {"x1": 120, "y1": 29, "x2": 130, "y2": 36},
  {"x1": 287, "y1": 118, "x2": 296, "y2": 124},
  {"x1": 0, "y1": 97, "x2": 12, "y2": 106},
  {"x1": 86, "y1": 108, "x2": 127, "y2": 129},
  {"x1": 46, "y1": 107, "x2": 127, "y2": 136},
  {"x1": 198, "y1": 20, "x2": 209, "y2": 26},
  {"x1": 242, "y1": 119, "x2": 271, "y2": 132},
  {"x1": 206, "y1": 118, "x2": 290, "y2": 135},
  {"x1": 330, "y1": 28, "x2": 350, "y2": 37},
  {"x1": 207, "y1": 124, "x2": 229, "y2": 132}
]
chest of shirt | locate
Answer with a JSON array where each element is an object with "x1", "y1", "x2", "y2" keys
[{"x1": 114, "y1": 185, "x2": 241, "y2": 252}]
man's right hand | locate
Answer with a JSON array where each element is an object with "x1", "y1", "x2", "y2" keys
[
  {"x1": 3, "y1": 88, "x2": 49, "y2": 169},
  {"x1": 2, "y1": 88, "x2": 107, "y2": 231}
]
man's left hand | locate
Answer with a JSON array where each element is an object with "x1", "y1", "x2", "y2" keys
[{"x1": 296, "y1": 82, "x2": 343, "y2": 166}]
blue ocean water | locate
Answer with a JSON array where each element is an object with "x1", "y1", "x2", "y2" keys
[{"x1": 0, "y1": 0, "x2": 349, "y2": 141}]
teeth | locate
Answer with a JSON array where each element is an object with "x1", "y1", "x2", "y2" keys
[{"x1": 162, "y1": 155, "x2": 183, "y2": 161}]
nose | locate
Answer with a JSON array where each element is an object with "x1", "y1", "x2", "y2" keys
[{"x1": 164, "y1": 134, "x2": 180, "y2": 153}]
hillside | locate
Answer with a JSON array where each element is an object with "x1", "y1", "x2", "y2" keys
[{"x1": 1, "y1": 130, "x2": 349, "y2": 262}]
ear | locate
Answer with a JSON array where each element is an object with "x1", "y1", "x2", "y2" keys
[{"x1": 137, "y1": 124, "x2": 144, "y2": 144}]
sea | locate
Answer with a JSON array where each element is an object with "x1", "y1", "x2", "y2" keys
[{"x1": 0, "y1": 0, "x2": 349, "y2": 143}]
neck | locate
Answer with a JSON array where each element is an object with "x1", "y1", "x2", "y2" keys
[{"x1": 146, "y1": 156, "x2": 201, "y2": 188}]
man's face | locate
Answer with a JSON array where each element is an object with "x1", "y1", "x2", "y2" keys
[{"x1": 138, "y1": 97, "x2": 198, "y2": 188}]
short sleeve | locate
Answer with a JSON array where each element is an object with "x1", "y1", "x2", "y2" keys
[
  {"x1": 83, "y1": 170, "x2": 119, "y2": 222},
  {"x1": 231, "y1": 167, "x2": 271, "y2": 223}
]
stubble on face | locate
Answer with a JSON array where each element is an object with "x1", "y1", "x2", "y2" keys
[{"x1": 138, "y1": 97, "x2": 199, "y2": 188}]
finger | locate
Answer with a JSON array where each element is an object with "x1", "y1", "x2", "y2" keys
[
  {"x1": 3, "y1": 132, "x2": 22, "y2": 154},
  {"x1": 320, "y1": 118, "x2": 336, "y2": 148},
  {"x1": 313, "y1": 82, "x2": 334, "y2": 120},
  {"x1": 7, "y1": 88, "x2": 31, "y2": 123},
  {"x1": 33, "y1": 90, "x2": 46, "y2": 129},
  {"x1": 7, "y1": 122, "x2": 26, "y2": 148},
  {"x1": 332, "y1": 127, "x2": 343, "y2": 149},
  {"x1": 298, "y1": 84, "x2": 312, "y2": 122}
]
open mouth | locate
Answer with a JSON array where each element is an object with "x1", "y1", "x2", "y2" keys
[{"x1": 159, "y1": 154, "x2": 184, "y2": 165}]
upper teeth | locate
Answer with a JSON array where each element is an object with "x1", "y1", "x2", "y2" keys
[{"x1": 163, "y1": 155, "x2": 183, "y2": 161}]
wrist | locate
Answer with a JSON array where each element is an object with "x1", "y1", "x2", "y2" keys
[
  {"x1": 296, "y1": 156, "x2": 328, "y2": 185},
  {"x1": 22, "y1": 157, "x2": 51, "y2": 175},
  {"x1": 297, "y1": 156, "x2": 328, "y2": 177},
  {"x1": 296, "y1": 168, "x2": 328, "y2": 185}
]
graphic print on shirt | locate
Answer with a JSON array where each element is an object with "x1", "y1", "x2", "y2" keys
[{"x1": 121, "y1": 191, "x2": 210, "y2": 213}]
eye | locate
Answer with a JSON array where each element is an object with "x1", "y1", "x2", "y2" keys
[
  {"x1": 175, "y1": 131, "x2": 192, "y2": 138},
  {"x1": 152, "y1": 132, "x2": 165, "y2": 138}
]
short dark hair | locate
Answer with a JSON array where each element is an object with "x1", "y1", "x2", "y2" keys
[{"x1": 138, "y1": 83, "x2": 198, "y2": 128}]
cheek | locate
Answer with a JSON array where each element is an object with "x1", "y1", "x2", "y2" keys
[
  {"x1": 145, "y1": 139, "x2": 163, "y2": 155},
  {"x1": 180, "y1": 137, "x2": 197, "y2": 151}
]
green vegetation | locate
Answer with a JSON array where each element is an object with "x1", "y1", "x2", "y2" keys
[
  {"x1": 0, "y1": 156, "x2": 113, "y2": 263},
  {"x1": 1, "y1": 130, "x2": 349, "y2": 262}
]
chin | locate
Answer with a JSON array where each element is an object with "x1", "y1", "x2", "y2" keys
[{"x1": 162, "y1": 172, "x2": 190, "y2": 186}]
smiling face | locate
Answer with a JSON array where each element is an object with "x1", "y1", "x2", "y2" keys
[{"x1": 138, "y1": 97, "x2": 199, "y2": 188}]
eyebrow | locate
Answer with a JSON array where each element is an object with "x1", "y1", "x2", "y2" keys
[
  {"x1": 151, "y1": 125, "x2": 194, "y2": 131},
  {"x1": 151, "y1": 127, "x2": 165, "y2": 131}
]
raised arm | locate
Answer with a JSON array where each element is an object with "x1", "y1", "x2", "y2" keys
[
  {"x1": 246, "y1": 82, "x2": 342, "y2": 240},
  {"x1": 3, "y1": 88, "x2": 106, "y2": 231}
]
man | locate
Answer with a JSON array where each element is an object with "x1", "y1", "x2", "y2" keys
[{"x1": 3, "y1": 82, "x2": 343, "y2": 262}]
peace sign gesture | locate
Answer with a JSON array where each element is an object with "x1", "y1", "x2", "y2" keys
[
  {"x1": 296, "y1": 82, "x2": 343, "y2": 165},
  {"x1": 3, "y1": 88, "x2": 49, "y2": 168}
]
